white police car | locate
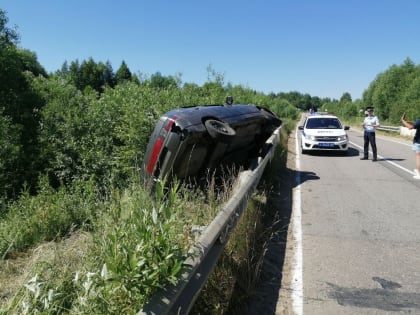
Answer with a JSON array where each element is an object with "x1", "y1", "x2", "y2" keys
[{"x1": 298, "y1": 113, "x2": 350, "y2": 154}]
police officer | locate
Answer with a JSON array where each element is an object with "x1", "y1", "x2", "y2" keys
[{"x1": 361, "y1": 107, "x2": 380, "y2": 161}]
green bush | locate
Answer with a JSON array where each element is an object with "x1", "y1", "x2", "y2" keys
[
  {"x1": 0, "y1": 177, "x2": 97, "y2": 258},
  {"x1": 0, "y1": 111, "x2": 21, "y2": 199}
]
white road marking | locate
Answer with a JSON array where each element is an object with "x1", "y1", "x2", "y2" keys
[
  {"x1": 291, "y1": 128, "x2": 303, "y2": 315},
  {"x1": 350, "y1": 141, "x2": 416, "y2": 175}
]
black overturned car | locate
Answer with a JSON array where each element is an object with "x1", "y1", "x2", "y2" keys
[{"x1": 143, "y1": 99, "x2": 282, "y2": 181}]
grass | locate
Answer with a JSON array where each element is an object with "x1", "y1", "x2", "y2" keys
[
  {"x1": 0, "y1": 181, "x2": 189, "y2": 313},
  {"x1": 0, "y1": 171, "x2": 236, "y2": 314}
]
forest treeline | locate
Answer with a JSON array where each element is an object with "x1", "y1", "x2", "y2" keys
[
  {"x1": 1, "y1": 6, "x2": 420, "y2": 202},
  {"x1": 0, "y1": 8, "x2": 318, "y2": 201},
  {"x1": 322, "y1": 58, "x2": 420, "y2": 122}
]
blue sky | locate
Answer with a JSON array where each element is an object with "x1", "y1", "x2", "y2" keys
[{"x1": 1, "y1": 0, "x2": 420, "y2": 100}]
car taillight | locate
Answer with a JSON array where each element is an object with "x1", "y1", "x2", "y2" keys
[
  {"x1": 146, "y1": 137, "x2": 164, "y2": 174},
  {"x1": 145, "y1": 116, "x2": 177, "y2": 175}
]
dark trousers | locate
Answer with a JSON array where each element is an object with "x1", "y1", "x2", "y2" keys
[{"x1": 363, "y1": 131, "x2": 377, "y2": 159}]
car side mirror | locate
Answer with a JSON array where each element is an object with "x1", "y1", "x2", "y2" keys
[
  {"x1": 344, "y1": 126, "x2": 350, "y2": 130},
  {"x1": 298, "y1": 126, "x2": 304, "y2": 130}
]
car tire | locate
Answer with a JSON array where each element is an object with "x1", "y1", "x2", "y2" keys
[
  {"x1": 301, "y1": 144, "x2": 307, "y2": 154},
  {"x1": 205, "y1": 119, "x2": 236, "y2": 142}
]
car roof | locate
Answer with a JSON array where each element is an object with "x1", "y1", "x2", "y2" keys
[{"x1": 162, "y1": 104, "x2": 267, "y2": 127}]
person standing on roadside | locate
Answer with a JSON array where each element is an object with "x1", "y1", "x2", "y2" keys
[
  {"x1": 361, "y1": 107, "x2": 380, "y2": 161},
  {"x1": 401, "y1": 112, "x2": 420, "y2": 180}
]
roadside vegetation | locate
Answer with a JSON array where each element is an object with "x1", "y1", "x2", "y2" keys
[
  {"x1": 1, "y1": 7, "x2": 420, "y2": 313},
  {"x1": 316, "y1": 57, "x2": 420, "y2": 124}
]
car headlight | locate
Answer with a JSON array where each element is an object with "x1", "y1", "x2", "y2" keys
[
  {"x1": 337, "y1": 135, "x2": 348, "y2": 141},
  {"x1": 304, "y1": 134, "x2": 316, "y2": 140}
]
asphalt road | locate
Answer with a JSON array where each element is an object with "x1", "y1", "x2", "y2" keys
[{"x1": 276, "y1": 125, "x2": 420, "y2": 315}]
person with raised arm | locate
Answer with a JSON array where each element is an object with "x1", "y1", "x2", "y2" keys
[{"x1": 401, "y1": 112, "x2": 420, "y2": 180}]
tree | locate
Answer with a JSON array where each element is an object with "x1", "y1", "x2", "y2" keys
[
  {"x1": 55, "y1": 60, "x2": 70, "y2": 79},
  {"x1": 63, "y1": 58, "x2": 115, "y2": 93},
  {"x1": 361, "y1": 58, "x2": 420, "y2": 123},
  {"x1": 17, "y1": 49, "x2": 47, "y2": 77},
  {"x1": 68, "y1": 59, "x2": 81, "y2": 89},
  {"x1": 79, "y1": 57, "x2": 104, "y2": 92},
  {"x1": 101, "y1": 60, "x2": 115, "y2": 88},
  {"x1": 370, "y1": 59, "x2": 415, "y2": 120},
  {"x1": 206, "y1": 64, "x2": 224, "y2": 85},
  {"x1": 149, "y1": 72, "x2": 179, "y2": 89},
  {"x1": 0, "y1": 10, "x2": 45, "y2": 197},
  {"x1": 340, "y1": 92, "x2": 352, "y2": 103},
  {"x1": 36, "y1": 76, "x2": 91, "y2": 187},
  {"x1": 0, "y1": 9, "x2": 19, "y2": 47},
  {"x1": 115, "y1": 60, "x2": 132, "y2": 84},
  {"x1": 0, "y1": 110, "x2": 21, "y2": 197},
  {"x1": 201, "y1": 81, "x2": 225, "y2": 104}
]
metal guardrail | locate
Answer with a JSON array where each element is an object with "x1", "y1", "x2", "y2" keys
[
  {"x1": 138, "y1": 126, "x2": 282, "y2": 315},
  {"x1": 377, "y1": 125, "x2": 400, "y2": 132}
]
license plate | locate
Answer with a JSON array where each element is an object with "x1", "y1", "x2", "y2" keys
[{"x1": 319, "y1": 143, "x2": 334, "y2": 147}]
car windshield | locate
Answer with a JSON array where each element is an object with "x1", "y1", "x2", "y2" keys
[{"x1": 306, "y1": 118, "x2": 342, "y2": 129}]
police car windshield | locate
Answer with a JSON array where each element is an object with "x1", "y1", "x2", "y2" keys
[{"x1": 306, "y1": 118, "x2": 342, "y2": 129}]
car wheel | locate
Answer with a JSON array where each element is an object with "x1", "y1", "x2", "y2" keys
[
  {"x1": 301, "y1": 144, "x2": 307, "y2": 154},
  {"x1": 205, "y1": 119, "x2": 236, "y2": 142}
]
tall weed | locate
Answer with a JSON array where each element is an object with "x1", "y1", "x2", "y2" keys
[{"x1": 77, "y1": 181, "x2": 189, "y2": 313}]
